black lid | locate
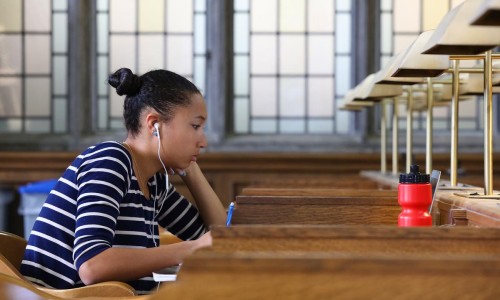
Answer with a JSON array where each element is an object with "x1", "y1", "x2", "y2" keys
[{"x1": 399, "y1": 164, "x2": 430, "y2": 184}]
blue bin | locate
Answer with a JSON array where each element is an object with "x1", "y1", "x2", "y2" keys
[
  {"x1": 18, "y1": 179, "x2": 58, "y2": 239},
  {"x1": 0, "y1": 189, "x2": 14, "y2": 231}
]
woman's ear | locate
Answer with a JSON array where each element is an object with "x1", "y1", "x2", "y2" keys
[{"x1": 145, "y1": 113, "x2": 161, "y2": 134}]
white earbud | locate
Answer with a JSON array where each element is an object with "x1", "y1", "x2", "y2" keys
[{"x1": 153, "y1": 122, "x2": 159, "y2": 137}]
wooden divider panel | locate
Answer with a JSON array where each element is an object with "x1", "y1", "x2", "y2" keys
[
  {"x1": 210, "y1": 225, "x2": 500, "y2": 255},
  {"x1": 155, "y1": 251, "x2": 500, "y2": 299},
  {"x1": 232, "y1": 196, "x2": 400, "y2": 225}
]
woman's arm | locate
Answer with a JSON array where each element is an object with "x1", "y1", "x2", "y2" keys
[
  {"x1": 79, "y1": 231, "x2": 212, "y2": 285},
  {"x1": 181, "y1": 162, "x2": 227, "y2": 226}
]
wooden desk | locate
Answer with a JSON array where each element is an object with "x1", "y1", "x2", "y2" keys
[
  {"x1": 155, "y1": 250, "x2": 500, "y2": 299},
  {"x1": 232, "y1": 195, "x2": 400, "y2": 225},
  {"x1": 210, "y1": 225, "x2": 500, "y2": 255}
]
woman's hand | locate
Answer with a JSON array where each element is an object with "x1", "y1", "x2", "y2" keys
[
  {"x1": 168, "y1": 167, "x2": 186, "y2": 176},
  {"x1": 194, "y1": 231, "x2": 213, "y2": 249}
]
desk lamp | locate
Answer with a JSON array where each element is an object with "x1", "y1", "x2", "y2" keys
[{"x1": 422, "y1": 0, "x2": 500, "y2": 196}]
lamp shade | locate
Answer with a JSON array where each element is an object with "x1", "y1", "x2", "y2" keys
[
  {"x1": 341, "y1": 89, "x2": 373, "y2": 110},
  {"x1": 359, "y1": 75, "x2": 404, "y2": 100},
  {"x1": 373, "y1": 52, "x2": 424, "y2": 85},
  {"x1": 392, "y1": 30, "x2": 449, "y2": 77},
  {"x1": 470, "y1": 0, "x2": 500, "y2": 26},
  {"x1": 422, "y1": 0, "x2": 500, "y2": 55}
]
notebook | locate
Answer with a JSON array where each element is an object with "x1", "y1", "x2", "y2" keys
[
  {"x1": 152, "y1": 264, "x2": 181, "y2": 282},
  {"x1": 428, "y1": 170, "x2": 441, "y2": 213}
]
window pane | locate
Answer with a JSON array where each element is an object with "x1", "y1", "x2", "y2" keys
[
  {"x1": 0, "y1": 77, "x2": 21, "y2": 116},
  {"x1": 381, "y1": 12, "x2": 392, "y2": 54},
  {"x1": 280, "y1": 0, "x2": 305, "y2": 32},
  {"x1": 97, "y1": 56, "x2": 108, "y2": 96},
  {"x1": 251, "y1": 0, "x2": 277, "y2": 32},
  {"x1": 97, "y1": 0, "x2": 109, "y2": 11},
  {"x1": 308, "y1": 78, "x2": 333, "y2": 117},
  {"x1": 167, "y1": 0, "x2": 193, "y2": 32},
  {"x1": 423, "y1": 0, "x2": 448, "y2": 31},
  {"x1": 309, "y1": 119, "x2": 333, "y2": 133},
  {"x1": 53, "y1": 98, "x2": 67, "y2": 132},
  {"x1": 97, "y1": 13, "x2": 109, "y2": 53},
  {"x1": 25, "y1": 35, "x2": 51, "y2": 74},
  {"x1": 139, "y1": 35, "x2": 164, "y2": 74},
  {"x1": 251, "y1": 35, "x2": 277, "y2": 74},
  {"x1": 280, "y1": 119, "x2": 305, "y2": 133},
  {"x1": 0, "y1": 120, "x2": 22, "y2": 132},
  {"x1": 24, "y1": 0, "x2": 51, "y2": 32},
  {"x1": 308, "y1": 35, "x2": 333, "y2": 75},
  {"x1": 308, "y1": 0, "x2": 333, "y2": 32},
  {"x1": 0, "y1": 0, "x2": 22, "y2": 31},
  {"x1": 53, "y1": 56, "x2": 67, "y2": 95},
  {"x1": 251, "y1": 77, "x2": 276, "y2": 116},
  {"x1": 0, "y1": 35, "x2": 22, "y2": 74},
  {"x1": 194, "y1": 56, "x2": 205, "y2": 92},
  {"x1": 279, "y1": 35, "x2": 305, "y2": 74},
  {"x1": 234, "y1": 12, "x2": 249, "y2": 53},
  {"x1": 195, "y1": 0, "x2": 206, "y2": 11},
  {"x1": 53, "y1": 0, "x2": 67, "y2": 10},
  {"x1": 166, "y1": 35, "x2": 192, "y2": 75},
  {"x1": 110, "y1": 0, "x2": 136, "y2": 32},
  {"x1": 335, "y1": 56, "x2": 350, "y2": 95},
  {"x1": 394, "y1": 0, "x2": 420, "y2": 32},
  {"x1": 234, "y1": 97, "x2": 249, "y2": 133},
  {"x1": 98, "y1": 97, "x2": 108, "y2": 129},
  {"x1": 110, "y1": 35, "x2": 136, "y2": 72},
  {"x1": 280, "y1": 78, "x2": 305, "y2": 116},
  {"x1": 336, "y1": 13, "x2": 350, "y2": 53},
  {"x1": 234, "y1": 55, "x2": 249, "y2": 95},
  {"x1": 252, "y1": 119, "x2": 277, "y2": 133},
  {"x1": 25, "y1": 77, "x2": 50, "y2": 116},
  {"x1": 25, "y1": 119, "x2": 50, "y2": 133},
  {"x1": 234, "y1": 0, "x2": 249, "y2": 10},
  {"x1": 194, "y1": 14, "x2": 206, "y2": 54},
  {"x1": 53, "y1": 13, "x2": 67, "y2": 52},
  {"x1": 336, "y1": 0, "x2": 351, "y2": 10},
  {"x1": 139, "y1": 0, "x2": 164, "y2": 32}
]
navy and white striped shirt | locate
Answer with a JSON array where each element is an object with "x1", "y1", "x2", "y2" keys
[{"x1": 20, "y1": 141, "x2": 207, "y2": 294}]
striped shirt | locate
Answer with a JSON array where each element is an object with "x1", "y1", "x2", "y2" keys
[{"x1": 20, "y1": 141, "x2": 207, "y2": 294}]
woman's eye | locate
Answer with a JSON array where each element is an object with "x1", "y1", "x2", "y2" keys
[{"x1": 192, "y1": 124, "x2": 201, "y2": 130}]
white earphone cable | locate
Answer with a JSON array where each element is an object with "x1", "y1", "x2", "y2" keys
[{"x1": 151, "y1": 123, "x2": 169, "y2": 247}]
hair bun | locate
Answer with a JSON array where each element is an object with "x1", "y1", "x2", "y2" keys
[{"x1": 108, "y1": 68, "x2": 142, "y2": 96}]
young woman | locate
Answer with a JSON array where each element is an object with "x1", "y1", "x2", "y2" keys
[{"x1": 20, "y1": 68, "x2": 227, "y2": 294}]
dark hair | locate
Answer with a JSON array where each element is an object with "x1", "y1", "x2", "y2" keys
[{"x1": 108, "y1": 68, "x2": 201, "y2": 136}]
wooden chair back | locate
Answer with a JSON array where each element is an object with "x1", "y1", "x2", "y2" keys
[
  {"x1": 0, "y1": 273, "x2": 60, "y2": 300},
  {"x1": 0, "y1": 254, "x2": 136, "y2": 298},
  {"x1": 0, "y1": 231, "x2": 27, "y2": 270}
]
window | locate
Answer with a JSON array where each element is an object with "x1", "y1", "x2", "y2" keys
[
  {"x1": 232, "y1": 0, "x2": 352, "y2": 135},
  {"x1": 0, "y1": 0, "x2": 69, "y2": 134},
  {"x1": 95, "y1": 0, "x2": 207, "y2": 130}
]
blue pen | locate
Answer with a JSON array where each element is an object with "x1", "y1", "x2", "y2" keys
[{"x1": 226, "y1": 202, "x2": 235, "y2": 227}]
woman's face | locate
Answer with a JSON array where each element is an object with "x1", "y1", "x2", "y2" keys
[{"x1": 159, "y1": 93, "x2": 208, "y2": 169}]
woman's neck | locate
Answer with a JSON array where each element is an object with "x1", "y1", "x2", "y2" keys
[{"x1": 122, "y1": 140, "x2": 156, "y2": 199}]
